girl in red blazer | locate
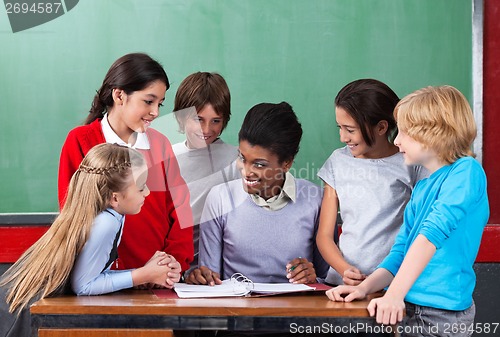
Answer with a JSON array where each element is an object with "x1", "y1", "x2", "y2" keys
[{"x1": 58, "y1": 53, "x2": 194, "y2": 273}]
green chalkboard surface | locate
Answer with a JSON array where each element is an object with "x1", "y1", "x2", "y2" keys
[{"x1": 0, "y1": 0, "x2": 472, "y2": 213}]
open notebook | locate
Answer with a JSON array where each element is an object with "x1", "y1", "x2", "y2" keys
[{"x1": 173, "y1": 273, "x2": 324, "y2": 298}]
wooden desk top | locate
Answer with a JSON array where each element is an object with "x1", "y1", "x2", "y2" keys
[
  {"x1": 31, "y1": 289, "x2": 384, "y2": 334},
  {"x1": 31, "y1": 289, "x2": 377, "y2": 317}
]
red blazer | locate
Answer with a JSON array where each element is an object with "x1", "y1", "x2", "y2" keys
[{"x1": 58, "y1": 119, "x2": 194, "y2": 271}]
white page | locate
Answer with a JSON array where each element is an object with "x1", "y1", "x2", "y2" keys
[
  {"x1": 252, "y1": 282, "x2": 315, "y2": 294},
  {"x1": 173, "y1": 279, "x2": 316, "y2": 298},
  {"x1": 173, "y1": 279, "x2": 250, "y2": 298}
]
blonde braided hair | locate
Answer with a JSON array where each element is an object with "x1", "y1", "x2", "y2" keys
[
  {"x1": 78, "y1": 161, "x2": 132, "y2": 175},
  {"x1": 0, "y1": 143, "x2": 145, "y2": 314}
]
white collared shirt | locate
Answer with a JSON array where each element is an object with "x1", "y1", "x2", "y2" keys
[
  {"x1": 250, "y1": 172, "x2": 296, "y2": 211},
  {"x1": 101, "y1": 114, "x2": 150, "y2": 149}
]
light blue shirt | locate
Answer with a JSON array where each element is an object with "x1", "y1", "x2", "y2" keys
[
  {"x1": 379, "y1": 157, "x2": 489, "y2": 310},
  {"x1": 71, "y1": 209, "x2": 133, "y2": 295}
]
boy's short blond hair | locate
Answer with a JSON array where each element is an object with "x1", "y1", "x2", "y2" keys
[{"x1": 394, "y1": 85, "x2": 476, "y2": 164}]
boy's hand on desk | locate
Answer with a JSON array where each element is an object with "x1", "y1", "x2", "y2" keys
[
  {"x1": 325, "y1": 285, "x2": 367, "y2": 302},
  {"x1": 286, "y1": 257, "x2": 316, "y2": 284},
  {"x1": 185, "y1": 266, "x2": 222, "y2": 286},
  {"x1": 342, "y1": 266, "x2": 367, "y2": 286}
]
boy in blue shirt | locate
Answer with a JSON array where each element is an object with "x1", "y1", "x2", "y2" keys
[{"x1": 325, "y1": 85, "x2": 489, "y2": 337}]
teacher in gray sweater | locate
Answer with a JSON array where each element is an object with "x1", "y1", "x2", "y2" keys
[{"x1": 186, "y1": 102, "x2": 328, "y2": 285}]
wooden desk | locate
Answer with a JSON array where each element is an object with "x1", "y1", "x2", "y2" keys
[{"x1": 31, "y1": 289, "x2": 390, "y2": 336}]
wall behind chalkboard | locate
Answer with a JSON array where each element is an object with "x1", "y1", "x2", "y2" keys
[{"x1": 0, "y1": 0, "x2": 472, "y2": 213}]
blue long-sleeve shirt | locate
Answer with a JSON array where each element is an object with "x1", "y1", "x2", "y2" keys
[
  {"x1": 379, "y1": 157, "x2": 489, "y2": 311},
  {"x1": 71, "y1": 209, "x2": 133, "y2": 295}
]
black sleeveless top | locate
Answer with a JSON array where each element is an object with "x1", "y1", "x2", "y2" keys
[{"x1": 101, "y1": 209, "x2": 122, "y2": 272}]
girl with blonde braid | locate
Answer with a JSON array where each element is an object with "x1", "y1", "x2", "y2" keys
[{"x1": 0, "y1": 143, "x2": 181, "y2": 337}]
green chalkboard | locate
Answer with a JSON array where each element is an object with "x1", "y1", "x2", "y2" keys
[{"x1": 0, "y1": 0, "x2": 472, "y2": 213}]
